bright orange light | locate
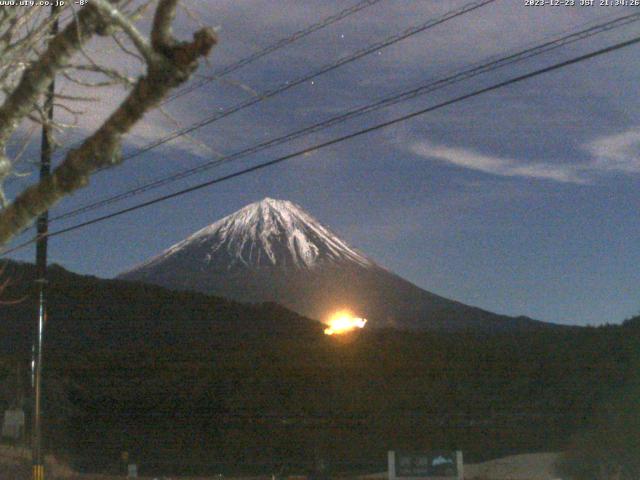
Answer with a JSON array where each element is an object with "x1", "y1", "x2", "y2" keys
[{"x1": 324, "y1": 310, "x2": 367, "y2": 335}]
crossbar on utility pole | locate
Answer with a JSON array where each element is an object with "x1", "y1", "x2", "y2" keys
[{"x1": 32, "y1": 5, "x2": 58, "y2": 480}]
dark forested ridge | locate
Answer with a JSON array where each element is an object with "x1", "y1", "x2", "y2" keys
[{"x1": 0, "y1": 260, "x2": 638, "y2": 476}]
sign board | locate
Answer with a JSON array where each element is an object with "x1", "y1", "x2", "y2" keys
[
  {"x1": 388, "y1": 451, "x2": 463, "y2": 480},
  {"x1": 127, "y1": 463, "x2": 138, "y2": 478},
  {"x1": 2, "y1": 409, "x2": 25, "y2": 440}
]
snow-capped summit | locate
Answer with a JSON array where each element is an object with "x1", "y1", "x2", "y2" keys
[
  {"x1": 120, "y1": 198, "x2": 548, "y2": 332},
  {"x1": 124, "y1": 198, "x2": 373, "y2": 274}
]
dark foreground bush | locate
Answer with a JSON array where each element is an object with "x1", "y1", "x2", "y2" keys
[
  {"x1": 557, "y1": 383, "x2": 640, "y2": 480},
  {"x1": 0, "y1": 464, "x2": 30, "y2": 480},
  {"x1": 0, "y1": 444, "x2": 75, "y2": 480}
]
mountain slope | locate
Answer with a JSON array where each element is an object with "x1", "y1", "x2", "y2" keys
[
  {"x1": 122, "y1": 197, "x2": 373, "y2": 273},
  {"x1": 119, "y1": 198, "x2": 548, "y2": 331}
]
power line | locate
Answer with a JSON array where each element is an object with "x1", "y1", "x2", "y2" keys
[
  {"x1": 44, "y1": 0, "x2": 382, "y2": 161},
  {"x1": 24, "y1": 0, "x2": 384, "y2": 182},
  {"x1": 162, "y1": 0, "x2": 385, "y2": 105},
  {"x1": 51, "y1": 0, "x2": 495, "y2": 170},
  {"x1": 47, "y1": 0, "x2": 499, "y2": 222},
  {"x1": 3, "y1": 32, "x2": 639, "y2": 257},
  {"x1": 50, "y1": 11, "x2": 640, "y2": 223},
  {"x1": 102, "y1": 0, "x2": 498, "y2": 165}
]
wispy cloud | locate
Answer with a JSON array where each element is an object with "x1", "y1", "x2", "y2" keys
[
  {"x1": 584, "y1": 128, "x2": 640, "y2": 173},
  {"x1": 412, "y1": 127, "x2": 640, "y2": 184},
  {"x1": 411, "y1": 141, "x2": 586, "y2": 183}
]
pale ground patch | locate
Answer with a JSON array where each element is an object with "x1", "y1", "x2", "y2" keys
[{"x1": 463, "y1": 452, "x2": 561, "y2": 480}]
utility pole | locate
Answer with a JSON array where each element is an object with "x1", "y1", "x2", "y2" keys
[{"x1": 33, "y1": 5, "x2": 58, "y2": 480}]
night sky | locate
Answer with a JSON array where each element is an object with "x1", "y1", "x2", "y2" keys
[{"x1": 4, "y1": 0, "x2": 640, "y2": 326}]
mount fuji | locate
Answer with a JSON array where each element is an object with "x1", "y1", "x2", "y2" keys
[{"x1": 119, "y1": 198, "x2": 546, "y2": 331}]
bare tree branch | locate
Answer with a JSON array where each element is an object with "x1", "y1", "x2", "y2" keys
[
  {"x1": 0, "y1": 263, "x2": 28, "y2": 304},
  {"x1": 112, "y1": 31, "x2": 144, "y2": 63},
  {"x1": 151, "y1": 0, "x2": 179, "y2": 50},
  {"x1": 0, "y1": 3, "x2": 108, "y2": 155},
  {"x1": 90, "y1": 0, "x2": 158, "y2": 65},
  {"x1": 0, "y1": 1, "x2": 217, "y2": 245}
]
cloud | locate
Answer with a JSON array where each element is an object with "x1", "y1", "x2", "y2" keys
[
  {"x1": 413, "y1": 127, "x2": 640, "y2": 184},
  {"x1": 125, "y1": 118, "x2": 220, "y2": 159},
  {"x1": 584, "y1": 128, "x2": 640, "y2": 173},
  {"x1": 411, "y1": 141, "x2": 586, "y2": 183}
]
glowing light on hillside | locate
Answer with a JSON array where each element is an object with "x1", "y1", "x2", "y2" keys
[{"x1": 324, "y1": 310, "x2": 367, "y2": 335}]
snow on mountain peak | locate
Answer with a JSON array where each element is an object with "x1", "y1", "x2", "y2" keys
[{"x1": 130, "y1": 198, "x2": 374, "y2": 272}]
